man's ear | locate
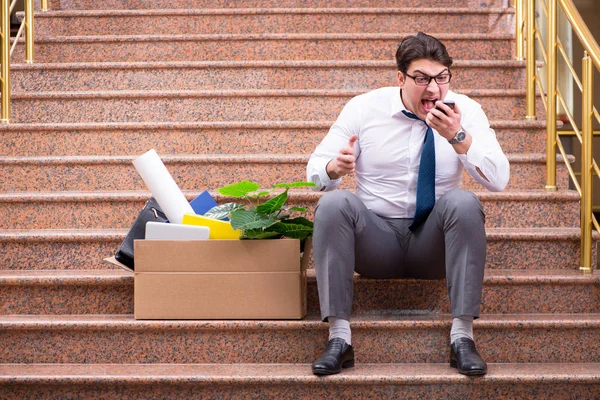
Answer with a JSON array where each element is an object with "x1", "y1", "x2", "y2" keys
[{"x1": 397, "y1": 71, "x2": 405, "y2": 88}]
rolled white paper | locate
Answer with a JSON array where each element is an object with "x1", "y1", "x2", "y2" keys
[{"x1": 133, "y1": 149, "x2": 194, "y2": 224}]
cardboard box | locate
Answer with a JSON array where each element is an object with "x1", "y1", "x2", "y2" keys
[{"x1": 134, "y1": 239, "x2": 310, "y2": 320}]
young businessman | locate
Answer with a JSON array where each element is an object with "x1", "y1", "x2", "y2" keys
[{"x1": 306, "y1": 32, "x2": 510, "y2": 376}]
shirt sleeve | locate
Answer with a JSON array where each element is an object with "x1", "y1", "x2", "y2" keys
[
  {"x1": 306, "y1": 96, "x2": 362, "y2": 191},
  {"x1": 456, "y1": 101, "x2": 510, "y2": 191}
]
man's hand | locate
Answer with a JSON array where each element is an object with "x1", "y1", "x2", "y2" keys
[
  {"x1": 427, "y1": 101, "x2": 472, "y2": 155},
  {"x1": 326, "y1": 135, "x2": 358, "y2": 179},
  {"x1": 426, "y1": 100, "x2": 462, "y2": 140}
]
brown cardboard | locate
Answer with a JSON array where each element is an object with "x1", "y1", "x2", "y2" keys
[{"x1": 134, "y1": 239, "x2": 310, "y2": 320}]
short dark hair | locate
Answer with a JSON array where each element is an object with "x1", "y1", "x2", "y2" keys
[{"x1": 395, "y1": 32, "x2": 453, "y2": 73}]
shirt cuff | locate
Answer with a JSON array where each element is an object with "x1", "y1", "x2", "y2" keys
[{"x1": 310, "y1": 159, "x2": 341, "y2": 191}]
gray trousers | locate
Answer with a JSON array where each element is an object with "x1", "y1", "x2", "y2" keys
[{"x1": 313, "y1": 189, "x2": 486, "y2": 321}]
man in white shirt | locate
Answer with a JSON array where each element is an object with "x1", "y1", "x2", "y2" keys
[{"x1": 307, "y1": 32, "x2": 510, "y2": 376}]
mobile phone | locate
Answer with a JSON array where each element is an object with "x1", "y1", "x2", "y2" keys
[{"x1": 436, "y1": 100, "x2": 455, "y2": 115}]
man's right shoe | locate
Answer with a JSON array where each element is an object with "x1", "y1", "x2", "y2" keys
[{"x1": 311, "y1": 337, "x2": 355, "y2": 376}]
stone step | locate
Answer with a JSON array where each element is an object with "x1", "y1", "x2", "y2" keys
[
  {"x1": 2, "y1": 313, "x2": 600, "y2": 364},
  {"x1": 1, "y1": 269, "x2": 598, "y2": 315},
  {"x1": 32, "y1": 8, "x2": 512, "y2": 37},
  {"x1": 0, "y1": 190, "x2": 580, "y2": 230},
  {"x1": 9, "y1": 89, "x2": 544, "y2": 124},
  {"x1": 0, "y1": 120, "x2": 549, "y2": 157},
  {"x1": 44, "y1": 0, "x2": 509, "y2": 11},
  {"x1": 1, "y1": 363, "x2": 599, "y2": 399},
  {"x1": 10, "y1": 60, "x2": 528, "y2": 92},
  {"x1": 0, "y1": 226, "x2": 586, "y2": 270},
  {"x1": 11, "y1": 33, "x2": 515, "y2": 63},
  {"x1": 0, "y1": 153, "x2": 568, "y2": 193}
]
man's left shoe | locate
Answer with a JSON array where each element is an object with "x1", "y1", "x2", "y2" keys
[{"x1": 449, "y1": 337, "x2": 487, "y2": 376}]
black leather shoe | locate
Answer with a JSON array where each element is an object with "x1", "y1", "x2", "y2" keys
[
  {"x1": 311, "y1": 338, "x2": 355, "y2": 376},
  {"x1": 450, "y1": 337, "x2": 487, "y2": 376}
]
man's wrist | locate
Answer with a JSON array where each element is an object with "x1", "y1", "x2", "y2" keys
[
  {"x1": 326, "y1": 160, "x2": 341, "y2": 180},
  {"x1": 448, "y1": 128, "x2": 467, "y2": 145}
]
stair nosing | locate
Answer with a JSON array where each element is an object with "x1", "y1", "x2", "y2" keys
[
  {"x1": 33, "y1": 7, "x2": 512, "y2": 18},
  {"x1": 2, "y1": 313, "x2": 600, "y2": 330},
  {"x1": 9, "y1": 59, "x2": 527, "y2": 71},
  {"x1": 0, "y1": 226, "x2": 585, "y2": 242},
  {"x1": 9, "y1": 88, "x2": 530, "y2": 100},
  {"x1": 0, "y1": 190, "x2": 581, "y2": 202},
  {"x1": 34, "y1": 32, "x2": 515, "y2": 43},
  {"x1": 0, "y1": 153, "x2": 559, "y2": 165},
  {"x1": 2, "y1": 268, "x2": 597, "y2": 285},
  {"x1": 0, "y1": 363, "x2": 598, "y2": 384},
  {"x1": 0, "y1": 120, "x2": 549, "y2": 131}
]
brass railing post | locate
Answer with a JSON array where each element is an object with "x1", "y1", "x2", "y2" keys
[
  {"x1": 515, "y1": 0, "x2": 524, "y2": 60},
  {"x1": 525, "y1": 0, "x2": 537, "y2": 120},
  {"x1": 41, "y1": 0, "x2": 48, "y2": 11},
  {"x1": 580, "y1": 52, "x2": 593, "y2": 273},
  {"x1": 1, "y1": 0, "x2": 10, "y2": 123},
  {"x1": 25, "y1": 0, "x2": 33, "y2": 63},
  {"x1": 546, "y1": 0, "x2": 558, "y2": 191}
]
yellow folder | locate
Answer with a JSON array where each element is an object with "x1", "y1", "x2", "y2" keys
[{"x1": 182, "y1": 213, "x2": 241, "y2": 240}]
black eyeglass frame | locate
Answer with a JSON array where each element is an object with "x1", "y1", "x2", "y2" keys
[{"x1": 403, "y1": 71, "x2": 453, "y2": 86}]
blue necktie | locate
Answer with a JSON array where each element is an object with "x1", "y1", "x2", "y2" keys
[{"x1": 402, "y1": 110, "x2": 436, "y2": 231}]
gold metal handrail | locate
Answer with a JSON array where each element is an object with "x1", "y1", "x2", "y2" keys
[
  {"x1": 516, "y1": 0, "x2": 600, "y2": 272},
  {"x1": 0, "y1": 0, "x2": 39, "y2": 123}
]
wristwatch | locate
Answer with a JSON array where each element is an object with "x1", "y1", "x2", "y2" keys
[{"x1": 448, "y1": 128, "x2": 466, "y2": 145}]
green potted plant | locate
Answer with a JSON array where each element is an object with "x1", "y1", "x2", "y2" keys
[{"x1": 204, "y1": 180, "x2": 315, "y2": 241}]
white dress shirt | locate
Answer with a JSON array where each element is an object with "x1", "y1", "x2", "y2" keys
[{"x1": 306, "y1": 87, "x2": 510, "y2": 218}]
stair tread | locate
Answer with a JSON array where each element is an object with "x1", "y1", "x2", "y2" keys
[
  {"x1": 33, "y1": 7, "x2": 512, "y2": 17},
  {"x1": 10, "y1": 88, "x2": 529, "y2": 99},
  {"x1": 10, "y1": 59, "x2": 527, "y2": 70},
  {"x1": 0, "y1": 226, "x2": 587, "y2": 242},
  {"x1": 1, "y1": 362, "x2": 598, "y2": 382},
  {"x1": 3, "y1": 313, "x2": 600, "y2": 327},
  {"x1": 0, "y1": 119, "x2": 549, "y2": 130},
  {"x1": 37, "y1": 32, "x2": 514, "y2": 42},
  {"x1": 0, "y1": 153, "x2": 563, "y2": 163},
  {"x1": 0, "y1": 189, "x2": 582, "y2": 201},
  {"x1": 1, "y1": 268, "x2": 597, "y2": 281}
]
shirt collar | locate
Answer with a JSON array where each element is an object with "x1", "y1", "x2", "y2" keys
[{"x1": 390, "y1": 88, "x2": 407, "y2": 118}]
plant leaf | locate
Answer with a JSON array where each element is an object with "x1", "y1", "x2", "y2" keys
[
  {"x1": 274, "y1": 181, "x2": 316, "y2": 189},
  {"x1": 281, "y1": 217, "x2": 314, "y2": 228},
  {"x1": 243, "y1": 229, "x2": 283, "y2": 239},
  {"x1": 203, "y1": 202, "x2": 244, "y2": 220},
  {"x1": 230, "y1": 209, "x2": 278, "y2": 231},
  {"x1": 218, "y1": 181, "x2": 260, "y2": 198},
  {"x1": 270, "y1": 218, "x2": 314, "y2": 239},
  {"x1": 248, "y1": 190, "x2": 271, "y2": 199},
  {"x1": 256, "y1": 190, "x2": 288, "y2": 215},
  {"x1": 288, "y1": 206, "x2": 306, "y2": 212}
]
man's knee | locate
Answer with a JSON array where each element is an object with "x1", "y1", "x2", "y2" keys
[
  {"x1": 438, "y1": 189, "x2": 484, "y2": 222},
  {"x1": 315, "y1": 190, "x2": 356, "y2": 220}
]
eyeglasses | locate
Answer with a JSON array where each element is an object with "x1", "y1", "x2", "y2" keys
[{"x1": 404, "y1": 72, "x2": 452, "y2": 86}]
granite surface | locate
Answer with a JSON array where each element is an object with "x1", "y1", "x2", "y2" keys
[
  {"x1": 0, "y1": 153, "x2": 568, "y2": 192},
  {"x1": 2, "y1": 269, "x2": 600, "y2": 315},
  {"x1": 2, "y1": 363, "x2": 600, "y2": 399},
  {"x1": 8, "y1": 89, "x2": 543, "y2": 124},
  {"x1": 44, "y1": 0, "x2": 509, "y2": 10},
  {"x1": 12, "y1": 33, "x2": 516, "y2": 63},
  {"x1": 0, "y1": 120, "x2": 548, "y2": 156},
  {"x1": 34, "y1": 8, "x2": 513, "y2": 37},
  {"x1": 10, "y1": 60, "x2": 527, "y2": 92}
]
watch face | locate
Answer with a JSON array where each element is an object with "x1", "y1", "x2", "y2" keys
[{"x1": 449, "y1": 130, "x2": 466, "y2": 144}]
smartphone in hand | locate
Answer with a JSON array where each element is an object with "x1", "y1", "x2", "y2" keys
[{"x1": 436, "y1": 100, "x2": 455, "y2": 115}]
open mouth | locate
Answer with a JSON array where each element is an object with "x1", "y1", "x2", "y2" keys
[{"x1": 421, "y1": 98, "x2": 438, "y2": 112}]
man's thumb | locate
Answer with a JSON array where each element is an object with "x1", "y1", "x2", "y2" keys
[{"x1": 347, "y1": 134, "x2": 358, "y2": 148}]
